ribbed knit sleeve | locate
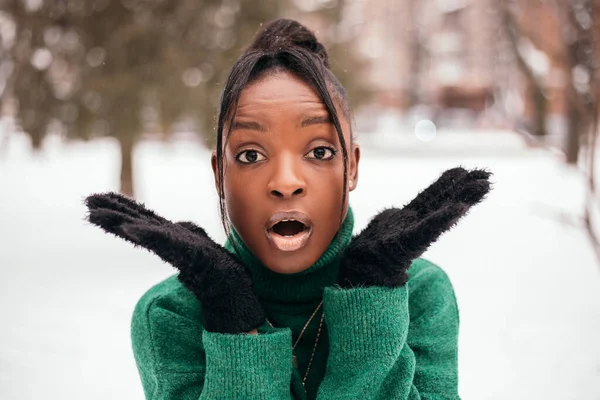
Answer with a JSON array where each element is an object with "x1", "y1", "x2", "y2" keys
[
  {"x1": 317, "y1": 260, "x2": 460, "y2": 399},
  {"x1": 200, "y1": 330, "x2": 295, "y2": 399},
  {"x1": 130, "y1": 276, "x2": 296, "y2": 400}
]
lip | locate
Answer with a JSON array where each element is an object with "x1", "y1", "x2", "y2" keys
[
  {"x1": 265, "y1": 211, "x2": 313, "y2": 252},
  {"x1": 267, "y1": 211, "x2": 312, "y2": 230}
]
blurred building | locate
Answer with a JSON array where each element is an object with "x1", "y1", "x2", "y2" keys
[
  {"x1": 341, "y1": 0, "x2": 574, "y2": 132},
  {"x1": 345, "y1": 0, "x2": 500, "y2": 112},
  {"x1": 515, "y1": 0, "x2": 568, "y2": 122}
]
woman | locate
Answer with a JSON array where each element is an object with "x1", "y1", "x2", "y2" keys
[{"x1": 85, "y1": 19, "x2": 491, "y2": 399}]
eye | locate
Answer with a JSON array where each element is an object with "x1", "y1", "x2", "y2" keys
[
  {"x1": 236, "y1": 149, "x2": 266, "y2": 164},
  {"x1": 305, "y1": 146, "x2": 336, "y2": 160}
]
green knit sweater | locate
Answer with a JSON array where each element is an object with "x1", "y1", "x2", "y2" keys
[{"x1": 131, "y1": 209, "x2": 461, "y2": 399}]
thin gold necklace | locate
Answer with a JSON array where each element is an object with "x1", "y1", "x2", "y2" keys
[{"x1": 266, "y1": 300, "x2": 325, "y2": 386}]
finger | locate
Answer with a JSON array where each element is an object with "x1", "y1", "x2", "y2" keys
[
  {"x1": 85, "y1": 192, "x2": 116, "y2": 210},
  {"x1": 454, "y1": 176, "x2": 492, "y2": 205},
  {"x1": 398, "y1": 203, "x2": 470, "y2": 260},
  {"x1": 176, "y1": 221, "x2": 209, "y2": 239},
  {"x1": 86, "y1": 208, "x2": 140, "y2": 236},
  {"x1": 403, "y1": 167, "x2": 469, "y2": 219},
  {"x1": 85, "y1": 193, "x2": 145, "y2": 218},
  {"x1": 465, "y1": 168, "x2": 492, "y2": 181},
  {"x1": 354, "y1": 207, "x2": 413, "y2": 243},
  {"x1": 121, "y1": 223, "x2": 202, "y2": 269},
  {"x1": 85, "y1": 192, "x2": 167, "y2": 225},
  {"x1": 105, "y1": 192, "x2": 169, "y2": 224}
]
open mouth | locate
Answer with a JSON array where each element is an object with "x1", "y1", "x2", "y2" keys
[
  {"x1": 266, "y1": 212, "x2": 313, "y2": 252},
  {"x1": 272, "y1": 220, "x2": 309, "y2": 236}
]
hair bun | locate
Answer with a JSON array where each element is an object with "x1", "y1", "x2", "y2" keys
[{"x1": 248, "y1": 19, "x2": 329, "y2": 68}]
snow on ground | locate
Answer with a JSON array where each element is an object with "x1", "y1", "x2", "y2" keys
[{"x1": 0, "y1": 129, "x2": 599, "y2": 400}]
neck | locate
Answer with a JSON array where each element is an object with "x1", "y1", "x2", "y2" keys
[{"x1": 224, "y1": 208, "x2": 354, "y2": 307}]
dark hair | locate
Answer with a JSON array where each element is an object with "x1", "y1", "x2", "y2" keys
[{"x1": 215, "y1": 19, "x2": 353, "y2": 237}]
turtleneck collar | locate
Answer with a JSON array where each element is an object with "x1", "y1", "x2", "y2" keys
[{"x1": 224, "y1": 208, "x2": 354, "y2": 307}]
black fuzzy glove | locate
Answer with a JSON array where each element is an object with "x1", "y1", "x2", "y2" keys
[
  {"x1": 84, "y1": 192, "x2": 265, "y2": 334},
  {"x1": 338, "y1": 167, "x2": 492, "y2": 288}
]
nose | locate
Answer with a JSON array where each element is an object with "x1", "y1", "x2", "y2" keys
[{"x1": 268, "y1": 154, "x2": 306, "y2": 199}]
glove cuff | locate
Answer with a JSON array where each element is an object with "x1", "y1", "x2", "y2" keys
[
  {"x1": 337, "y1": 256, "x2": 409, "y2": 289},
  {"x1": 200, "y1": 289, "x2": 266, "y2": 334}
]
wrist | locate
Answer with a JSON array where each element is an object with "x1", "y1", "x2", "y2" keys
[
  {"x1": 201, "y1": 298, "x2": 265, "y2": 334},
  {"x1": 323, "y1": 285, "x2": 409, "y2": 361},
  {"x1": 338, "y1": 258, "x2": 409, "y2": 288}
]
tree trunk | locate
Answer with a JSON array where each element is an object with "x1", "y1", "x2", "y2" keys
[
  {"x1": 407, "y1": 0, "x2": 421, "y2": 108},
  {"x1": 119, "y1": 135, "x2": 135, "y2": 197},
  {"x1": 565, "y1": 102, "x2": 581, "y2": 164},
  {"x1": 532, "y1": 86, "x2": 548, "y2": 136},
  {"x1": 498, "y1": 2, "x2": 547, "y2": 136}
]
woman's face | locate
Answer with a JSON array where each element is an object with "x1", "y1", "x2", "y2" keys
[{"x1": 212, "y1": 71, "x2": 360, "y2": 274}]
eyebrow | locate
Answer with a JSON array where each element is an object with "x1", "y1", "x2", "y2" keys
[
  {"x1": 300, "y1": 115, "x2": 332, "y2": 128},
  {"x1": 230, "y1": 114, "x2": 332, "y2": 132},
  {"x1": 231, "y1": 120, "x2": 266, "y2": 132}
]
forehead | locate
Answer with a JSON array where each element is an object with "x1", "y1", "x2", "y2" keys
[{"x1": 236, "y1": 72, "x2": 327, "y2": 116}]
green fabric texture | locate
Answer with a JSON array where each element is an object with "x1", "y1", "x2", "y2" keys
[{"x1": 131, "y1": 208, "x2": 461, "y2": 399}]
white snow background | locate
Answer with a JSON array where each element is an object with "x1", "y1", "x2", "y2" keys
[{"x1": 1, "y1": 128, "x2": 599, "y2": 399}]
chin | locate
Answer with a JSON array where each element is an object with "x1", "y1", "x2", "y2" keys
[{"x1": 262, "y1": 252, "x2": 316, "y2": 275}]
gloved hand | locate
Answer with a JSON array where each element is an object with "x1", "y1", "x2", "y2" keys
[
  {"x1": 338, "y1": 167, "x2": 492, "y2": 288},
  {"x1": 84, "y1": 192, "x2": 265, "y2": 334}
]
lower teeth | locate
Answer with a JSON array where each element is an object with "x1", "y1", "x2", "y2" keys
[{"x1": 279, "y1": 232, "x2": 300, "y2": 237}]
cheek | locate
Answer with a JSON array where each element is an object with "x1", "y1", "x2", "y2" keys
[
  {"x1": 310, "y1": 161, "x2": 345, "y2": 191},
  {"x1": 222, "y1": 153, "x2": 260, "y2": 196},
  {"x1": 223, "y1": 180, "x2": 263, "y2": 246},
  {"x1": 221, "y1": 162, "x2": 272, "y2": 238},
  {"x1": 223, "y1": 171, "x2": 257, "y2": 213},
  {"x1": 306, "y1": 164, "x2": 346, "y2": 220}
]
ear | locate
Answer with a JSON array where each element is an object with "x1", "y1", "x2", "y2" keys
[
  {"x1": 211, "y1": 151, "x2": 223, "y2": 198},
  {"x1": 348, "y1": 143, "x2": 360, "y2": 191}
]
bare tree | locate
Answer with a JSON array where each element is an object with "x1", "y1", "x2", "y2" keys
[
  {"x1": 553, "y1": 0, "x2": 597, "y2": 165},
  {"x1": 497, "y1": 0, "x2": 548, "y2": 137}
]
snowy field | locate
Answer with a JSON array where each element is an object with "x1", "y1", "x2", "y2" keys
[{"x1": 1, "y1": 129, "x2": 599, "y2": 400}]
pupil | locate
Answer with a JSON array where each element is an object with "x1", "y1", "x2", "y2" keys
[
  {"x1": 314, "y1": 148, "x2": 325, "y2": 159},
  {"x1": 246, "y1": 151, "x2": 257, "y2": 162}
]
